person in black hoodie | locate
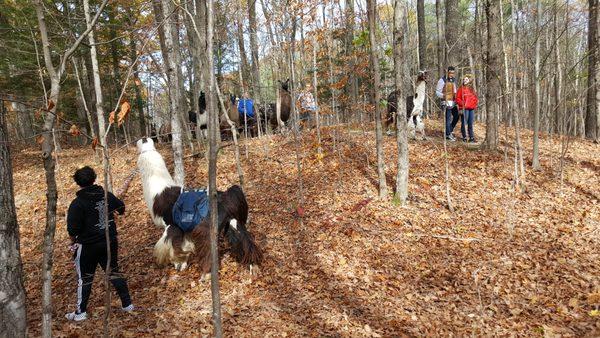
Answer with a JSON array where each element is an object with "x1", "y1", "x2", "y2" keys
[{"x1": 65, "y1": 166, "x2": 133, "y2": 321}]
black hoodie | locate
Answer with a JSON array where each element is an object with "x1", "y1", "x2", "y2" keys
[{"x1": 66, "y1": 185, "x2": 125, "y2": 245}]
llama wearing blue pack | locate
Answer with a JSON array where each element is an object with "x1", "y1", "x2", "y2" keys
[{"x1": 136, "y1": 137, "x2": 262, "y2": 272}]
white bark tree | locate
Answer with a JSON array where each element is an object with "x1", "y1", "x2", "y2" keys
[
  {"x1": 83, "y1": 0, "x2": 112, "y2": 191},
  {"x1": 394, "y1": 0, "x2": 408, "y2": 204}
]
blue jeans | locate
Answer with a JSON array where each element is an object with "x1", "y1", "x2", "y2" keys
[
  {"x1": 460, "y1": 109, "x2": 475, "y2": 139},
  {"x1": 444, "y1": 106, "x2": 459, "y2": 137}
]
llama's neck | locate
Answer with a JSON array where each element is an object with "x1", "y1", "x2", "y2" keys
[
  {"x1": 415, "y1": 81, "x2": 426, "y2": 97},
  {"x1": 137, "y1": 151, "x2": 177, "y2": 211}
]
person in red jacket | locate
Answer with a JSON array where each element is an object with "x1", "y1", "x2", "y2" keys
[{"x1": 455, "y1": 74, "x2": 479, "y2": 142}]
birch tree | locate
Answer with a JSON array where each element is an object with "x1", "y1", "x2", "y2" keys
[
  {"x1": 394, "y1": 0, "x2": 408, "y2": 204},
  {"x1": 83, "y1": 0, "x2": 112, "y2": 191}
]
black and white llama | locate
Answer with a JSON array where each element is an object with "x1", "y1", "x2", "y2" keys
[
  {"x1": 136, "y1": 137, "x2": 262, "y2": 272},
  {"x1": 189, "y1": 92, "x2": 208, "y2": 139},
  {"x1": 386, "y1": 71, "x2": 427, "y2": 140}
]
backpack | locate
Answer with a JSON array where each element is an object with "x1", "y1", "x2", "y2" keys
[{"x1": 172, "y1": 188, "x2": 209, "y2": 232}]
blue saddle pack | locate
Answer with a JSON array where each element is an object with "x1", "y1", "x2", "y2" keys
[{"x1": 172, "y1": 188, "x2": 209, "y2": 232}]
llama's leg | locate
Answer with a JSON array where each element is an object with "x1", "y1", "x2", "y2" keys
[
  {"x1": 154, "y1": 226, "x2": 175, "y2": 267},
  {"x1": 417, "y1": 115, "x2": 426, "y2": 140},
  {"x1": 407, "y1": 120, "x2": 416, "y2": 139}
]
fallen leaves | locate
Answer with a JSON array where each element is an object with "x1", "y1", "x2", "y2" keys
[{"x1": 12, "y1": 118, "x2": 600, "y2": 336}]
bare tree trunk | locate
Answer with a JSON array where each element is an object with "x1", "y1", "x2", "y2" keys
[
  {"x1": 205, "y1": 0, "x2": 223, "y2": 334},
  {"x1": 417, "y1": 0, "x2": 426, "y2": 70},
  {"x1": 345, "y1": 0, "x2": 358, "y2": 113},
  {"x1": 157, "y1": 0, "x2": 185, "y2": 185},
  {"x1": 552, "y1": 0, "x2": 563, "y2": 135},
  {"x1": 72, "y1": 57, "x2": 97, "y2": 142},
  {"x1": 435, "y1": 0, "x2": 444, "y2": 76},
  {"x1": 484, "y1": 0, "x2": 501, "y2": 150},
  {"x1": 215, "y1": 84, "x2": 245, "y2": 188},
  {"x1": 313, "y1": 34, "x2": 322, "y2": 153},
  {"x1": 586, "y1": 0, "x2": 600, "y2": 141},
  {"x1": 394, "y1": 0, "x2": 408, "y2": 204},
  {"x1": 84, "y1": 0, "x2": 112, "y2": 191},
  {"x1": 171, "y1": 7, "x2": 194, "y2": 149},
  {"x1": 367, "y1": 0, "x2": 388, "y2": 198},
  {"x1": 129, "y1": 39, "x2": 147, "y2": 137},
  {"x1": 532, "y1": 0, "x2": 542, "y2": 168},
  {"x1": 235, "y1": 12, "x2": 250, "y2": 87},
  {"x1": 248, "y1": 0, "x2": 261, "y2": 102},
  {"x1": 445, "y1": 0, "x2": 459, "y2": 66},
  {"x1": 510, "y1": 0, "x2": 526, "y2": 189},
  {"x1": 0, "y1": 102, "x2": 27, "y2": 338}
]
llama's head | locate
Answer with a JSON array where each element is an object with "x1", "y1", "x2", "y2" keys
[
  {"x1": 279, "y1": 78, "x2": 290, "y2": 91},
  {"x1": 137, "y1": 137, "x2": 156, "y2": 154}
]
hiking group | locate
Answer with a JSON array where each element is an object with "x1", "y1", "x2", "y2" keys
[{"x1": 436, "y1": 66, "x2": 479, "y2": 142}]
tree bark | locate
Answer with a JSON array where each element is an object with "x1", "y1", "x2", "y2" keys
[
  {"x1": 235, "y1": 12, "x2": 250, "y2": 88},
  {"x1": 484, "y1": 0, "x2": 501, "y2": 150},
  {"x1": 445, "y1": 0, "x2": 459, "y2": 67},
  {"x1": 204, "y1": 0, "x2": 223, "y2": 334},
  {"x1": 532, "y1": 0, "x2": 542, "y2": 168},
  {"x1": 108, "y1": 5, "x2": 121, "y2": 110},
  {"x1": 367, "y1": 0, "x2": 388, "y2": 198},
  {"x1": 394, "y1": 0, "x2": 408, "y2": 204},
  {"x1": 417, "y1": 0, "x2": 426, "y2": 70},
  {"x1": 156, "y1": 0, "x2": 185, "y2": 185},
  {"x1": 435, "y1": 0, "x2": 444, "y2": 76},
  {"x1": 345, "y1": 0, "x2": 358, "y2": 111},
  {"x1": 84, "y1": 0, "x2": 112, "y2": 191},
  {"x1": 129, "y1": 39, "x2": 147, "y2": 137},
  {"x1": 248, "y1": 0, "x2": 261, "y2": 102},
  {"x1": 72, "y1": 57, "x2": 97, "y2": 142},
  {"x1": 0, "y1": 102, "x2": 27, "y2": 338},
  {"x1": 586, "y1": 0, "x2": 600, "y2": 140}
]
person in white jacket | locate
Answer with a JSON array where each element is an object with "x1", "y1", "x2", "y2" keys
[{"x1": 436, "y1": 66, "x2": 459, "y2": 141}]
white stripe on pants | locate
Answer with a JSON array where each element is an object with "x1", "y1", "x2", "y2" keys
[{"x1": 74, "y1": 244, "x2": 83, "y2": 313}]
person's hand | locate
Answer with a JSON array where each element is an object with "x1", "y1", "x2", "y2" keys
[{"x1": 68, "y1": 243, "x2": 79, "y2": 253}]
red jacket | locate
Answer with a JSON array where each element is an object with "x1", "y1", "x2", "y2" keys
[{"x1": 456, "y1": 86, "x2": 478, "y2": 110}]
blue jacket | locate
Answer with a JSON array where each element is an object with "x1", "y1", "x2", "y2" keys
[{"x1": 237, "y1": 99, "x2": 255, "y2": 118}]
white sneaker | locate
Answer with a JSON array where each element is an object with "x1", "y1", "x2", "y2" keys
[
  {"x1": 65, "y1": 311, "x2": 87, "y2": 321},
  {"x1": 122, "y1": 304, "x2": 135, "y2": 312}
]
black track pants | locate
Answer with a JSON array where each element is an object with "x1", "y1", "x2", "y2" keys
[{"x1": 73, "y1": 241, "x2": 132, "y2": 313}]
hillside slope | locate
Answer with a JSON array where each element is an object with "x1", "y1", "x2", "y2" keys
[{"x1": 14, "y1": 119, "x2": 600, "y2": 337}]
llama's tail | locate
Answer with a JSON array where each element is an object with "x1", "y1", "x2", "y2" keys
[{"x1": 226, "y1": 219, "x2": 263, "y2": 266}]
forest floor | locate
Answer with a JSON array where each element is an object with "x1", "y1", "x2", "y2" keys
[{"x1": 14, "y1": 118, "x2": 600, "y2": 337}]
